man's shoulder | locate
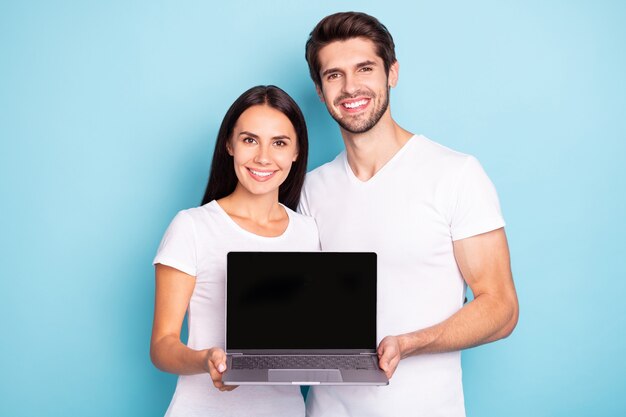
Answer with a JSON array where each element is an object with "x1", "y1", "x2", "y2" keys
[
  {"x1": 285, "y1": 205, "x2": 317, "y2": 225},
  {"x1": 304, "y1": 152, "x2": 345, "y2": 183},
  {"x1": 404, "y1": 135, "x2": 488, "y2": 186},
  {"x1": 414, "y1": 134, "x2": 473, "y2": 164}
]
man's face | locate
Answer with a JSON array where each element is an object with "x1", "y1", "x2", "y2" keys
[{"x1": 316, "y1": 37, "x2": 398, "y2": 134}]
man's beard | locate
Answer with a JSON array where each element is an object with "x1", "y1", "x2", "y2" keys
[{"x1": 328, "y1": 87, "x2": 390, "y2": 134}]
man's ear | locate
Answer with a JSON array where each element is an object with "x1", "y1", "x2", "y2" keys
[
  {"x1": 316, "y1": 84, "x2": 325, "y2": 103},
  {"x1": 388, "y1": 61, "x2": 399, "y2": 88}
]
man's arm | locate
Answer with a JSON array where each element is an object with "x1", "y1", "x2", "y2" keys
[{"x1": 377, "y1": 227, "x2": 519, "y2": 378}]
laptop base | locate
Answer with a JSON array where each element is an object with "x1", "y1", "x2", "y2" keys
[{"x1": 223, "y1": 368, "x2": 389, "y2": 386}]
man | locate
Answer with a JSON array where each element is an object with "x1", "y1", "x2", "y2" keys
[{"x1": 298, "y1": 11, "x2": 519, "y2": 417}]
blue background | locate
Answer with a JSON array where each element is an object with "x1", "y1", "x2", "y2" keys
[{"x1": 1, "y1": 1, "x2": 625, "y2": 416}]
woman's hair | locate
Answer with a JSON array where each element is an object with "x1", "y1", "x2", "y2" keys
[
  {"x1": 305, "y1": 11, "x2": 397, "y2": 88},
  {"x1": 200, "y1": 85, "x2": 308, "y2": 211}
]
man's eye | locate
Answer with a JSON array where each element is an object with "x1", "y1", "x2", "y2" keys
[
  {"x1": 327, "y1": 73, "x2": 340, "y2": 80},
  {"x1": 359, "y1": 67, "x2": 373, "y2": 72}
]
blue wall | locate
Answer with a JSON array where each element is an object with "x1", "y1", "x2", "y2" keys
[{"x1": 1, "y1": 1, "x2": 625, "y2": 416}]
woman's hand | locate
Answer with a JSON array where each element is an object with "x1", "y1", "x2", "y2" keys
[{"x1": 204, "y1": 348, "x2": 238, "y2": 391}]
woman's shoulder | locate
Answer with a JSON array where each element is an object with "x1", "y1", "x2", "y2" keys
[
  {"x1": 162, "y1": 201, "x2": 222, "y2": 234},
  {"x1": 178, "y1": 200, "x2": 220, "y2": 219}
]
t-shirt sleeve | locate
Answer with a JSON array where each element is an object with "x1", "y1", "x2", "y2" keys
[
  {"x1": 449, "y1": 156, "x2": 506, "y2": 241},
  {"x1": 152, "y1": 211, "x2": 197, "y2": 276}
]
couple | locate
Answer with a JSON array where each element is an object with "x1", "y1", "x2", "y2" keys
[{"x1": 150, "y1": 11, "x2": 519, "y2": 417}]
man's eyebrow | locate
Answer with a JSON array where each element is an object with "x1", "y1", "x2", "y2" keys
[
  {"x1": 356, "y1": 60, "x2": 377, "y2": 68},
  {"x1": 321, "y1": 67, "x2": 342, "y2": 77},
  {"x1": 321, "y1": 60, "x2": 378, "y2": 77}
]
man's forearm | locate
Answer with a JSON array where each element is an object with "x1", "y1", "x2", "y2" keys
[{"x1": 398, "y1": 291, "x2": 518, "y2": 358}]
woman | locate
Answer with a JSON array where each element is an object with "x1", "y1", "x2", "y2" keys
[{"x1": 150, "y1": 85, "x2": 319, "y2": 416}]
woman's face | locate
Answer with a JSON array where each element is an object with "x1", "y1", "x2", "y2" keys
[{"x1": 227, "y1": 104, "x2": 299, "y2": 198}]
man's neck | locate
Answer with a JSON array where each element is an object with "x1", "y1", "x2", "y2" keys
[{"x1": 341, "y1": 118, "x2": 414, "y2": 181}]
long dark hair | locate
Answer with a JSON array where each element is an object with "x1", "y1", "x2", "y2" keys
[{"x1": 200, "y1": 85, "x2": 308, "y2": 211}]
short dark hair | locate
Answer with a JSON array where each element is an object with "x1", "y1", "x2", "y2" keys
[
  {"x1": 201, "y1": 85, "x2": 308, "y2": 211},
  {"x1": 305, "y1": 11, "x2": 397, "y2": 87}
]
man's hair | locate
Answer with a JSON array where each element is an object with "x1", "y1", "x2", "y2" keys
[{"x1": 305, "y1": 11, "x2": 397, "y2": 87}]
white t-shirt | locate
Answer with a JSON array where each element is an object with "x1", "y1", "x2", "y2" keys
[
  {"x1": 298, "y1": 135, "x2": 505, "y2": 417},
  {"x1": 153, "y1": 200, "x2": 320, "y2": 417}
]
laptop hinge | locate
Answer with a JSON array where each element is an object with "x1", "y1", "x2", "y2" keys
[{"x1": 361, "y1": 352, "x2": 377, "y2": 355}]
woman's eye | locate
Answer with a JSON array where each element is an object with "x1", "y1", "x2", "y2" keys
[
  {"x1": 243, "y1": 137, "x2": 256, "y2": 144},
  {"x1": 274, "y1": 140, "x2": 286, "y2": 147}
]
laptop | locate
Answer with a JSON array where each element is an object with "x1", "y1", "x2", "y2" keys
[{"x1": 222, "y1": 251, "x2": 389, "y2": 386}]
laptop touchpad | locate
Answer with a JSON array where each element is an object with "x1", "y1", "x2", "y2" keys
[{"x1": 268, "y1": 369, "x2": 343, "y2": 383}]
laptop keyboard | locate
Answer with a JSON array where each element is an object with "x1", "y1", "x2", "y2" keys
[{"x1": 231, "y1": 355, "x2": 377, "y2": 370}]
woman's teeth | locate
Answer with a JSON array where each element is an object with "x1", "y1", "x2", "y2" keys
[{"x1": 250, "y1": 169, "x2": 273, "y2": 177}]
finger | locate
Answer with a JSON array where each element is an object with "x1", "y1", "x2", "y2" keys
[
  {"x1": 381, "y1": 356, "x2": 395, "y2": 378},
  {"x1": 379, "y1": 358, "x2": 390, "y2": 373},
  {"x1": 377, "y1": 346, "x2": 389, "y2": 370},
  {"x1": 206, "y1": 360, "x2": 226, "y2": 389},
  {"x1": 379, "y1": 349, "x2": 401, "y2": 376},
  {"x1": 378, "y1": 356, "x2": 390, "y2": 373},
  {"x1": 377, "y1": 338, "x2": 388, "y2": 358},
  {"x1": 208, "y1": 368, "x2": 224, "y2": 388},
  {"x1": 378, "y1": 346, "x2": 395, "y2": 368},
  {"x1": 385, "y1": 354, "x2": 402, "y2": 379}
]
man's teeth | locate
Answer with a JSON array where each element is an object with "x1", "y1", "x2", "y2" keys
[
  {"x1": 250, "y1": 169, "x2": 273, "y2": 177},
  {"x1": 343, "y1": 99, "x2": 368, "y2": 109}
]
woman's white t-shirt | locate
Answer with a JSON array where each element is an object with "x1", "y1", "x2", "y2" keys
[{"x1": 153, "y1": 200, "x2": 320, "y2": 417}]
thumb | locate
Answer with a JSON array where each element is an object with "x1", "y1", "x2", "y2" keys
[
  {"x1": 377, "y1": 347, "x2": 388, "y2": 370},
  {"x1": 209, "y1": 349, "x2": 227, "y2": 373}
]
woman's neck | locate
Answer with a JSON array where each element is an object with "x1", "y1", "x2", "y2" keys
[{"x1": 217, "y1": 188, "x2": 288, "y2": 237}]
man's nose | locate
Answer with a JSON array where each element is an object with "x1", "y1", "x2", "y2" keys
[{"x1": 342, "y1": 73, "x2": 359, "y2": 95}]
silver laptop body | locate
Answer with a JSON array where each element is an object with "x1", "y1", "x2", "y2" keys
[{"x1": 222, "y1": 251, "x2": 389, "y2": 386}]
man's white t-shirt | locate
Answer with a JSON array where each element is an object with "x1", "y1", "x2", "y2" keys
[
  {"x1": 298, "y1": 135, "x2": 505, "y2": 417},
  {"x1": 153, "y1": 200, "x2": 320, "y2": 417}
]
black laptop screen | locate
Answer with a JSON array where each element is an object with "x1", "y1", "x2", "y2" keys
[{"x1": 226, "y1": 251, "x2": 377, "y2": 350}]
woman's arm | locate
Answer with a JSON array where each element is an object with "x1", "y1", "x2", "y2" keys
[{"x1": 150, "y1": 263, "x2": 235, "y2": 391}]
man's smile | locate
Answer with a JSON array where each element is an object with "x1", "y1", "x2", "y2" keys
[{"x1": 341, "y1": 98, "x2": 370, "y2": 111}]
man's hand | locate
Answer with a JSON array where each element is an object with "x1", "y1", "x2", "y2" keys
[
  {"x1": 377, "y1": 335, "x2": 404, "y2": 379},
  {"x1": 204, "y1": 348, "x2": 238, "y2": 392}
]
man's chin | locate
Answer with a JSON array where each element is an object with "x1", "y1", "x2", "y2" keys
[
  {"x1": 335, "y1": 117, "x2": 377, "y2": 134},
  {"x1": 328, "y1": 96, "x2": 389, "y2": 134}
]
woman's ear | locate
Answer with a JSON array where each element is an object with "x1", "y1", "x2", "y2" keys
[{"x1": 226, "y1": 142, "x2": 234, "y2": 156}]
